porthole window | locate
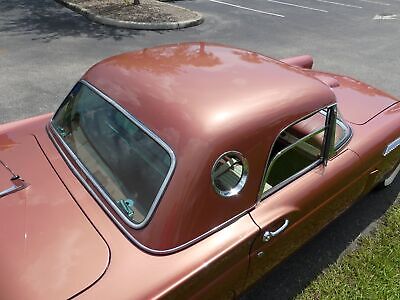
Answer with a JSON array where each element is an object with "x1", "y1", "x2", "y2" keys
[{"x1": 211, "y1": 151, "x2": 249, "y2": 197}]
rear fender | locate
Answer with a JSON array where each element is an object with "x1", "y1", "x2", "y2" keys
[{"x1": 281, "y1": 55, "x2": 313, "y2": 69}]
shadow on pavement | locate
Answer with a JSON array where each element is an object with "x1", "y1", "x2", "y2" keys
[
  {"x1": 0, "y1": 0, "x2": 147, "y2": 42},
  {"x1": 241, "y1": 177, "x2": 399, "y2": 300}
]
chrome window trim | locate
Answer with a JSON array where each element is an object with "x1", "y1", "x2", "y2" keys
[
  {"x1": 211, "y1": 151, "x2": 249, "y2": 197},
  {"x1": 322, "y1": 105, "x2": 335, "y2": 165},
  {"x1": 319, "y1": 109, "x2": 352, "y2": 153},
  {"x1": 383, "y1": 136, "x2": 400, "y2": 157},
  {"x1": 257, "y1": 104, "x2": 337, "y2": 202},
  {"x1": 50, "y1": 80, "x2": 176, "y2": 230},
  {"x1": 334, "y1": 117, "x2": 352, "y2": 151},
  {"x1": 49, "y1": 127, "x2": 253, "y2": 255},
  {"x1": 261, "y1": 159, "x2": 323, "y2": 199},
  {"x1": 264, "y1": 127, "x2": 325, "y2": 183}
]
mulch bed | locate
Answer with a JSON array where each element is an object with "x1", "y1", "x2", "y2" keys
[{"x1": 66, "y1": 0, "x2": 198, "y2": 23}]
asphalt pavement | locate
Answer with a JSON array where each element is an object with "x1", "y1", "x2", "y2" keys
[{"x1": 1, "y1": 0, "x2": 399, "y2": 299}]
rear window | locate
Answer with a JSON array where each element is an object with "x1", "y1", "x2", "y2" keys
[{"x1": 52, "y1": 82, "x2": 174, "y2": 226}]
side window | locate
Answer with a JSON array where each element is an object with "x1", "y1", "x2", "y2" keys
[
  {"x1": 333, "y1": 112, "x2": 352, "y2": 151},
  {"x1": 261, "y1": 108, "x2": 333, "y2": 196},
  {"x1": 320, "y1": 108, "x2": 352, "y2": 152}
]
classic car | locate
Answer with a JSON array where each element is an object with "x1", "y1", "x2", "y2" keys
[{"x1": 0, "y1": 42, "x2": 399, "y2": 299}]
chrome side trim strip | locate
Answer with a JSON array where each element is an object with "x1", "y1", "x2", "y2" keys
[
  {"x1": 50, "y1": 80, "x2": 176, "y2": 230},
  {"x1": 383, "y1": 137, "x2": 400, "y2": 157},
  {"x1": 384, "y1": 162, "x2": 400, "y2": 186}
]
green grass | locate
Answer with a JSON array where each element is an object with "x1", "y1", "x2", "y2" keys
[{"x1": 297, "y1": 201, "x2": 400, "y2": 300}]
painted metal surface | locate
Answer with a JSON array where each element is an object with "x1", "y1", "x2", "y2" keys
[
  {"x1": 0, "y1": 42, "x2": 399, "y2": 298},
  {"x1": 51, "y1": 80, "x2": 177, "y2": 230},
  {"x1": 0, "y1": 131, "x2": 110, "y2": 300},
  {"x1": 13, "y1": 127, "x2": 260, "y2": 298},
  {"x1": 280, "y1": 54, "x2": 314, "y2": 69},
  {"x1": 247, "y1": 149, "x2": 367, "y2": 287},
  {"x1": 81, "y1": 42, "x2": 336, "y2": 251},
  {"x1": 342, "y1": 102, "x2": 400, "y2": 192},
  {"x1": 305, "y1": 70, "x2": 399, "y2": 125},
  {"x1": 0, "y1": 160, "x2": 28, "y2": 198}
]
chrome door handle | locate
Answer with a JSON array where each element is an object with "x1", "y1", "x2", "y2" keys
[{"x1": 262, "y1": 219, "x2": 289, "y2": 242}]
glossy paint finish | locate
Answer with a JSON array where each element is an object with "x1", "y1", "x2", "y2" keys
[
  {"x1": 0, "y1": 43, "x2": 399, "y2": 299},
  {"x1": 280, "y1": 55, "x2": 313, "y2": 69},
  {"x1": 12, "y1": 125, "x2": 261, "y2": 298},
  {"x1": 0, "y1": 119, "x2": 110, "y2": 299},
  {"x1": 247, "y1": 149, "x2": 367, "y2": 286},
  {"x1": 81, "y1": 42, "x2": 336, "y2": 251},
  {"x1": 243, "y1": 64, "x2": 400, "y2": 289},
  {"x1": 306, "y1": 70, "x2": 399, "y2": 125},
  {"x1": 304, "y1": 69, "x2": 400, "y2": 193},
  {"x1": 341, "y1": 102, "x2": 400, "y2": 192}
]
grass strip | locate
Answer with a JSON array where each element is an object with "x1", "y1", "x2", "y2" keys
[{"x1": 297, "y1": 199, "x2": 400, "y2": 300}]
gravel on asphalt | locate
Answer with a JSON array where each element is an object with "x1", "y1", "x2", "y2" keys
[{"x1": 65, "y1": 0, "x2": 199, "y2": 23}]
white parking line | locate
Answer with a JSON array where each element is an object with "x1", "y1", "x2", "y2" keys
[
  {"x1": 310, "y1": 0, "x2": 362, "y2": 8},
  {"x1": 373, "y1": 14, "x2": 397, "y2": 19},
  {"x1": 208, "y1": 0, "x2": 285, "y2": 17},
  {"x1": 265, "y1": 0, "x2": 328, "y2": 12},
  {"x1": 353, "y1": 0, "x2": 390, "y2": 5}
]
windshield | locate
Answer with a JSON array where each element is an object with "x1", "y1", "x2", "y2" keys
[{"x1": 52, "y1": 82, "x2": 173, "y2": 226}]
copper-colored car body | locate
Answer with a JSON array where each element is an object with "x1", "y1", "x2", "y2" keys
[{"x1": 0, "y1": 42, "x2": 399, "y2": 299}]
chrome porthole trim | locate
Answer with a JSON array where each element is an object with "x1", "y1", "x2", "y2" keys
[
  {"x1": 211, "y1": 151, "x2": 249, "y2": 198},
  {"x1": 48, "y1": 128, "x2": 254, "y2": 254}
]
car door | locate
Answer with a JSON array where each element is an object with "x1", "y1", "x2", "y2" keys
[{"x1": 245, "y1": 106, "x2": 368, "y2": 287}]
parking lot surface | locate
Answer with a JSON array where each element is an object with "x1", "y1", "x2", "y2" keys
[
  {"x1": 1, "y1": 0, "x2": 400, "y2": 123},
  {"x1": 0, "y1": 0, "x2": 399, "y2": 299}
]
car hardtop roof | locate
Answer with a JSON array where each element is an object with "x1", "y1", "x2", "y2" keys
[
  {"x1": 81, "y1": 42, "x2": 337, "y2": 250},
  {"x1": 82, "y1": 42, "x2": 336, "y2": 155}
]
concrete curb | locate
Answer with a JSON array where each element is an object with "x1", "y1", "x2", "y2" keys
[{"x1": 55, "y1": 0, "x2": 204, "y2": 30}]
